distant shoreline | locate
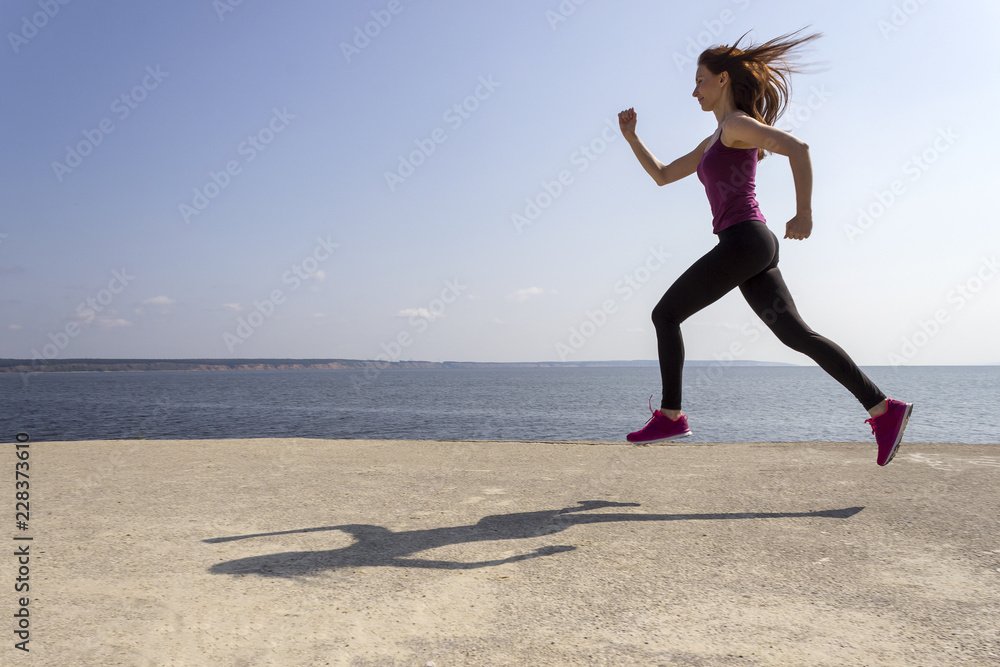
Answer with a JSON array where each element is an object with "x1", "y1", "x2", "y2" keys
[{"x1": 0, "y1": 358, "x2": 800, "y2": 373}]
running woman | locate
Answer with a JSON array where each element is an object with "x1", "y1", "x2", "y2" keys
[{"x1": 618, "y1": 29, "x2": 912, "y2": 465}]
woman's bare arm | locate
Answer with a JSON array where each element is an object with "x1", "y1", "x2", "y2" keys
[
  {"x1": 723, "y1": 113, "x2": 813, "y2": 239},
  {"x1": 619, "y1": 107, "x2": 709, "y2": 186}
]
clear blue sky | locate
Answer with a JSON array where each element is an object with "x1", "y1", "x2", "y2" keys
[{"x1": 2, "y1": 0, "x2": 998, "y2": 366}]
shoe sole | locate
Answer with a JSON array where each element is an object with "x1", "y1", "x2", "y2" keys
[
  {"x1": 880, "y1": 402, "x2": 913, "y2": 466},
  {"x1": 628, "y1": 430, "x2": 693, "y2": 445}
]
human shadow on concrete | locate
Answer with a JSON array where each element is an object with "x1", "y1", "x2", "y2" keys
[{"x1": 205, "y1": 500, "x2": 863, "y2": 577}]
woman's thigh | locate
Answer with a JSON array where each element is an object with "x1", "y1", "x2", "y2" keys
[{"x1": 654, "y1": 221, "x2": 777, "y2": 325}]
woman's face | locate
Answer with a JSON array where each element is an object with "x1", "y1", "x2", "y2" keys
[{"x1": 692, "y1": 64, "x2": 725, "y2": 111}]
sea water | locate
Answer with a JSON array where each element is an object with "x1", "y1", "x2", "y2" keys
[{"x1": 0, "y1": 365, "x2": 996, "y2": 444}]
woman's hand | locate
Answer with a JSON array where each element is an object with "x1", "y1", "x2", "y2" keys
[
  {"x1": 784, "y1": 213, "x2": 813, "y2": 240},
  {"x1": 618, "y1": 107, "x2": 637, "y2": 138}
]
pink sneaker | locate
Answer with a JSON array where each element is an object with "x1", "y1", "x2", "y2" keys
[
  {"x1": 865, "y1": 398, "x2": 913, "y2": 466},
  {"x1": 627, "y1": 396, "x2": 692, "y2": 444}
]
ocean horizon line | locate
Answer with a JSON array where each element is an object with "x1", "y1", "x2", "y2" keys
[{"x1": 2, "y1": 358, "x2": 998, "y2": 373}]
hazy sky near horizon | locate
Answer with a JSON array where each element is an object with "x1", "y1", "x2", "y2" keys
[{"x1": 3, "y1": 0, "x2": 999, "y2": 366}]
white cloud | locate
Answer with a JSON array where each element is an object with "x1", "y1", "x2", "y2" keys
[
  {"x1": 95, "y1": 317, "x2": 132, "y2": 329},
  {"x1": 221, "y1": 303, "x2": 243, "y2": 312},
  {"x1": 509, "y1": 286, "x2": 544, "y2": 303},
  {"x1": 142, "y1": 296, "x2": 176, "y2": 305},
  {"x1": 7, "y1": 324, "x2": 22, "y2": 331},
  {"x1": 396, "y1": 307, "x2": 443, "y2": 320}
]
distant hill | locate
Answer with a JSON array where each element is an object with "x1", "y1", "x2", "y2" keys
[{"x1": 0, "y1": 358, "x2": 798, "y2": 373}]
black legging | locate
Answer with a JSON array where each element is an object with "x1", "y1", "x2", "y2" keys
[{"x1": 652, "y1": 220, "x2": 885, "y2": 411}]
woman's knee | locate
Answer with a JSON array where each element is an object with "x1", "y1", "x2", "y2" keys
[
  {"x1": 770, "y1": 320, "x2": 818, "y2": 352},
  {"x1": 651, "y1": 300, "x2": 682, "y2": 329}
]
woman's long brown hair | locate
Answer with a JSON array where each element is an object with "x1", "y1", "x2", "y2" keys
[{"x1": 699, "y1": 27, "x2": 822, "y2": 160}]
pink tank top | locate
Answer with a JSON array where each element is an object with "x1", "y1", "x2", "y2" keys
[{"x1": 696, "y1": 134, "x2": 766, "y2": 234}]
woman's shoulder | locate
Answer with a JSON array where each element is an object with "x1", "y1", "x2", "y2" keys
[{"x1": 720, "y1": 112, "x2": 759, "y2": 149}]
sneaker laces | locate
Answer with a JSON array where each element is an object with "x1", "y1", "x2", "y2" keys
[
  {"x1": 865, "y1": 408, "x2": 885, "y2": 435},
  {"x1": 638, "y1": 395, "x2": 658, "y2": 427}
]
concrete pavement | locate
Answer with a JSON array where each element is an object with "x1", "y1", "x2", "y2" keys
[{"x1": 10, "y1": 438, "x2": 1000, "y2": 666}]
